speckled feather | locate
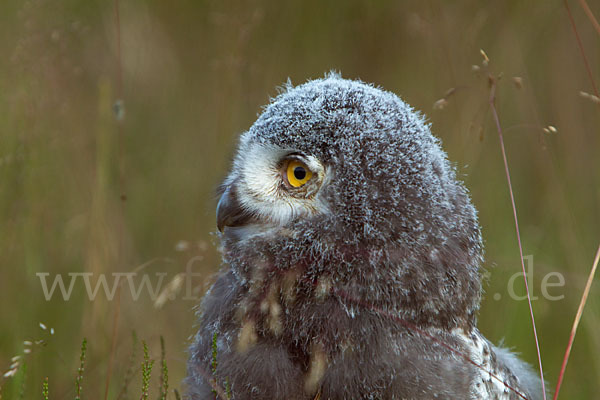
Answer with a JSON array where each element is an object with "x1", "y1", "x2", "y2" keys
[{"x1": 187, "y1": 74, "x2": 544, "y2": 399}]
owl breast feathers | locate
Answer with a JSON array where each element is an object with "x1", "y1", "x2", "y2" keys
[{"x1": 186, "y1": 74, "x2": 544, "y2": 400}]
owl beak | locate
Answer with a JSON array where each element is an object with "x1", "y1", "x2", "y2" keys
[{"x1": 216, "y1": 185, "x2": 251, "y2": 232}]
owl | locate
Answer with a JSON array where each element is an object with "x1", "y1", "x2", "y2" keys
[{"x1": 186, "y1": 74, "x2": 544, "y2": 399}]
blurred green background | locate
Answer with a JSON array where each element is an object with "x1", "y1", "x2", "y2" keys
[{"x1": 1, "y1": 0, "x2": 599, "y2": 398}]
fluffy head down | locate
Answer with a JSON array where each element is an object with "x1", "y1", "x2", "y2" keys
[
  {"x1": 187, "y1": 75, "x2": 545, "y2": 400},
  {"x1": 219, "y1": 74, "x2": 483, "y2": 328}
]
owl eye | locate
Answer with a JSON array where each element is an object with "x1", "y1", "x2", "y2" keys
[{"x1": 284, "y1": 160, "x2": 313, "y2": 188}]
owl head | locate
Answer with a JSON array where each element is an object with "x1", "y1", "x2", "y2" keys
[{"x1": 216, "y1": 74, "x2": 483, "y2": 329}]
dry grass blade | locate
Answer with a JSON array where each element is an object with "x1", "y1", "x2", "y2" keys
[
  {"x1": 488, "y1": 76, "x2": 547, "y2": 400},
  {"x1": 553, "y1": 243, "x2": 600, "y2": 400},
  {"x1": 579, "y1": 0, "x2": 600, "y2": 37},
  {"x1": 104, "y1": 288, "x2": 121, "y2": 400},
  {"x1": 313, "y1": 388, "x2": 322, "y2": 399},
  {"x1": 116, "y1": 331, "x2": 139, "y2": 400},
  {"x1": 105, "y1": 0, "x2": 125, "y2": 398},
  {"x1": 564, "y1": 0, "x2": 600, "y2": 101}
]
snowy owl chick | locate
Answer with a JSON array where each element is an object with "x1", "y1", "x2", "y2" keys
[{"x1": 186, "y1": 75, "x2": 544, "y2": 400}]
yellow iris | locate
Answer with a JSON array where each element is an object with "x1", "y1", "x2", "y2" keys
[{"x1": 286, "y1": 160, "x2": 313, "y2": 187}]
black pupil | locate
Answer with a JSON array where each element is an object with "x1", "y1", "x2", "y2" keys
[{"x1": 293, "y1": 166, "x2": 306, "y2": 180}]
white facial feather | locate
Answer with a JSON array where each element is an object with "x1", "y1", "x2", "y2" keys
[{"x1": 232, "y1": 143, "x2": 330, "y2": 227}]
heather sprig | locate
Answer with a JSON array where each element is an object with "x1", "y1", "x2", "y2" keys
[
  {"x1": 75, "y1": 338, "x2": 87, "y2": 400},
  {"x1": 42, "y1": 377, "x2": 48, "y2": 400},
  {"x1": 140, "y1": 341, "x2": 154, "y2": 400}
]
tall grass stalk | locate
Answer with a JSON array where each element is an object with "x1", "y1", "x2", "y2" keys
[
  {"x1": 563, "y1": 0, "x2": 600, "y2": 101},
  {"x1": 488, "y1": 71, "x2": 547, "y2": 400},
  {"x1": 105, "y1": 0, "x2": 126, "y2": 397},
  {"x1": 553, "y1": 243, "x2": 600, "y2": 399},
  {"x1": 578, "y1": 0, "x2": 600, "y2": 36}
]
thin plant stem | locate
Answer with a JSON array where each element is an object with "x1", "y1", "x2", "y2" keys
[
  {"x1": 116, "y1": 331, "x2": 138, "y2": 400},
  {"x1": 553, "y1": 243, "x2": 600, "y2": 400},
  {"x1": 488, "y1": 78, "x2": 547, "y2": 400},
  {"x1": 104, "y1": 288, "x2": 121, "y2": 400},
  {"x1": 578, "y1": 0, "x2": 600, "y2": 37},
  {"x1": 105, "y1": 0, "x2": 125, "y2": 396},
  {"x1": 564, "y1": 0, "x2": 600, "y2": 101}
]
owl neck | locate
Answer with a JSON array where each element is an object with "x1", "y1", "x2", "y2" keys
[{"x1": 222, "y1": 232, "x2": 482, "y2": 331}]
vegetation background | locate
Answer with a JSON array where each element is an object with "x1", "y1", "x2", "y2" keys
[{"x1": 1, "y1": 0, "x2": 598, "y2": 398}]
